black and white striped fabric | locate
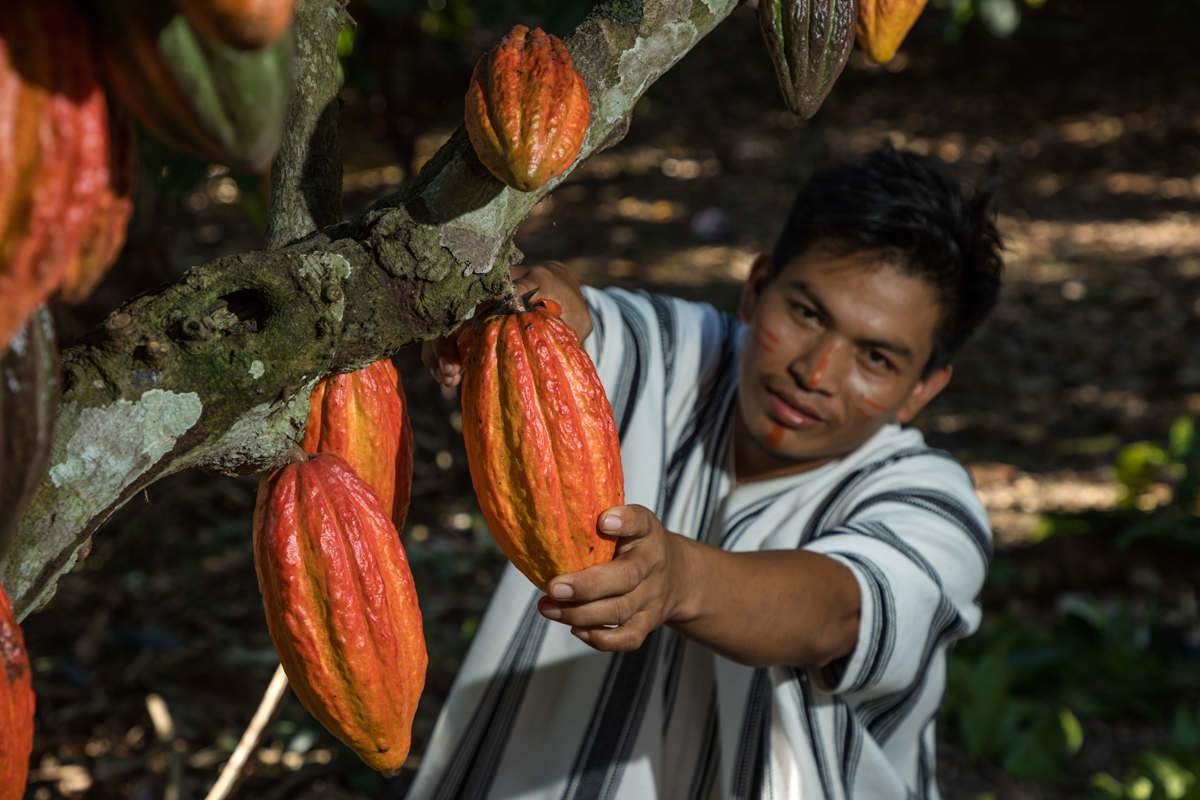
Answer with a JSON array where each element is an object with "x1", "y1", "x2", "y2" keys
[{"x1": 407, "y1": 288, "x2": 991, "y2": 800}]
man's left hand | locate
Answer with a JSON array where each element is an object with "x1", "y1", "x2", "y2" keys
[{"x1": 537, "y1": 505, "x2": 691, "y2": 652}]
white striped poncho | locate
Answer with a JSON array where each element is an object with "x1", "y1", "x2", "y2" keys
[{"x1": 407, "y1": 287, "x2": 992, "y2": 800}]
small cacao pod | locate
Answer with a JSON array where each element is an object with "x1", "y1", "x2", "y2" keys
[
  {"x1": 0, "y1": 582, "x2": 35, "y2": 800},
  {"x1": 0, "y1": 0, "x2": 134, "y2": 353},
  {"x1": 0, "y1": 305, "x2": 59, "y2": 560},
  {"x1": 169, "y1": 0, "x2": 296, "y2": 50},
  {"x1": 856, "y1": 0, "x2": 929, "y2": 64},
  {"x1": 254, "y1": 452, "x2": 426, "y2": 772},
  {"x1": 461, "y1": 298, "x2": 624, "y2": 593},
  {"x1": 759, "y1": 0, "x2": 857, "y2": 118},
  {"x1": 82, "y1": 0, "x2": 292, "y2": 173},
  {"x1": 301, "y1": 358, "x2": 414, "y2": 531},
  {"x1": 464, "y1": 25, "x2": 590, "y2": 192}
]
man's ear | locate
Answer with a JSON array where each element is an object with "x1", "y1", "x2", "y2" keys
[
  {"x1": 894, "y1": 365, "x2": 952, "y2": 424},
  {"x1": 738, "y1": 253, "x2": 774, "y2": 323}
]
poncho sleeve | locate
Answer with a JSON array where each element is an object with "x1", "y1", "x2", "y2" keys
[{"x1": 800, "y1": 451, "x2": 992, "y2": 700}]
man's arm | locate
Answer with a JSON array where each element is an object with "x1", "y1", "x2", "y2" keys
[
  {"x1": 421, "y1": 262, "x2": 592, "y2": 387},
  {"x1": 537, "y1": 505, "x2": 862, "y2": 669}
]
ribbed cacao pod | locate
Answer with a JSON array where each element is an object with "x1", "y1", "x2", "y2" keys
[
  {"x1": 464, "y1": 25, "x2": 590, "y2": 192},
  {"x1": 0, "y1": 305, "x2": 59, "y2": 560},
  {"x1": 759, "y1": 0, "x2": 857, "y2": 118},
  {"x1": 0, "y1": 0, "x2": 134, "y2": 354},
  {"x1": 170, "y1": 0, "x2": 296, "y2": 50},
  {"x1": 254, "y1": 452, "x2": 426, "y2": 772},
  {"x1": 82, "y1": 0, "x2": 292, "y2": 173},
  {"x1": 0, "y1": 582, "x2": 35, "y2": 800},
  {"x1": 856, "y1": 0, "x2": 928, "y2": 64},
  {"x1": 461, "y1": 298, "x2": 624, "y2": 593},
  {"x1": 301, "y1": 359, "x2": 414, "y2": 531}
]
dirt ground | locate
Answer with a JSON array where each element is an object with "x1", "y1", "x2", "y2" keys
[{"x1": 20, "y1": 1, "x2": 1200, "y2": 799}]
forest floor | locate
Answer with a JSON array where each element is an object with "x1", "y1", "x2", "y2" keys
[{"x1": 22, "y1": 1, "x2": 1200, "y2": 799}]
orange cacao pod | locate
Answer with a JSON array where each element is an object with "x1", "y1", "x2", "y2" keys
[
  {"x1": 0, "y1": 0, "x2": 134, "y2": 353},
  {"x1": 300, "y1": 358, "x2": 414, "y2": 531},
  {"x1": 253, "y1": 452, "x2": 426, "y2": 772},
  {"x1": 0, "y1": 582, "x2": 35, "y2": 800},
  {"x1": 461, "y1": 299, "x2": 624, "y2": 592},
  {"x1": 464, "y1": 25, "x2": 590, "y2": 192},
  {"x1": 170, "y1": 0, "x2": 296, "y2": 50},
  {"x1": 856, "y1": 0, "x2": 929, "y2": 64}
]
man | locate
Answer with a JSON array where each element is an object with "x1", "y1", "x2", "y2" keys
[{"x1": 413, "y1": 147, "x2": 1002, "y2": 799}]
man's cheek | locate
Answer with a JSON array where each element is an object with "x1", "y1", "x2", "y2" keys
[
  {"x1": 754, "y1": 322, "x2": 780, "y2": 354},
  {"x1": 854, "y1": 394, "x2": 888, "y2": 420}
]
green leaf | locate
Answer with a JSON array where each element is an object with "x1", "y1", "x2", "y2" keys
[
  {"x1": 1172, "y1": 703, "x2": 1200, "y2": 748},
  {"x1": 1058, "y1": 707, "x2": 1084, "y2": 755},
  {"x1": 1002, "y1": 711, "x2": 1069, "y2": 781},
  {"x1": 1169, "y1": 417, "x2": 1196, "y2": 459},
  {"x1": 1092, "y1": 772, "x2": 1126, "y2": 800}
]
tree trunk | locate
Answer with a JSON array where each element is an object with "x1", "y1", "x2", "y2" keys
[{"x1": 1, "y1": 0, "x2": 742, "y2": 620}]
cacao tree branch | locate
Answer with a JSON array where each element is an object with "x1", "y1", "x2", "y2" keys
[
  {"x1": 1, "y1": 0, "x2": 741, "y2": 620},
  {"x1": 267, "y1": 0, "x2": 345, "y2": 248}
]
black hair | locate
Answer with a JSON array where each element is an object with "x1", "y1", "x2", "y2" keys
[{"x1": 771, "y1": 146, "x2": 1003, "y2": 375}]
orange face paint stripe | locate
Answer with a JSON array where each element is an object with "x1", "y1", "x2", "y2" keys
[
  {"x1": 858, "y1": 395, "x2": 888, "y2": 412},
  {"x1": 807, "y1": 342, "x2": 840, "y2": 388},
  {"x1": 754, "y1": 334, "x2": 777, "y2": 354},
  {"x1": 756, "y1": 322, "x2": 781, "y2": 344},
  {"x1": 855, "y1": 405, "x2": 882, "y2": 420},
  {"x1": 766, "y1": 423, "x2": 785, "y2": 447}
]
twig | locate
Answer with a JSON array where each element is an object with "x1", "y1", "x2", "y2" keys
[
  {"x1": 146, "y1": 693, "x2": 186, "y2": 800},
  {"x1": 203, "y1": 665, "x2": 291, "y2": 800}
]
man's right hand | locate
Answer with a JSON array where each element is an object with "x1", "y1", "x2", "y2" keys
[{"x1": 421, "y1": 263, "x2": 593, "y2": 387}]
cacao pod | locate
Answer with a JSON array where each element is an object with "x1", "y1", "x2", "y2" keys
[
  {"x1": 170, "y1": 0, "x2": 296, "y2": 50},
  {"x1": 759, "y1": 0, "x2": 857, "y2": 118},
  {"x1": 301, "y1": 358, "x2": 414, "y2": 531},
  {"x1": 0, "y1": 305, "x2": 59, "y2": 560},
  {"x1": 0, "y1": 582, "x2": 35, "y2": 800},
  {"x1": 254, "y1": 452, "x2": 426, "y2": 772},
  {"x1": 464, "y1": 25, "x2": 590, "y2": 192},
  {"x1": 0, "y1": 0, "x2": 134, "y2": 354},
  {"x1": 461, "y1": 298, "x2": 624, "y2": 593},
  {"x1": 856, "y1": 0, "x2": 929, "y2": 64},
  {"x1": 82, "y1": 0, "x2": 292, "y2": 173}
]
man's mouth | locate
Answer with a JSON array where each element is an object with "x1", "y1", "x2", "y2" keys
[{"x1": 767, "y1": 389, "x2": 825, "y2": 428}]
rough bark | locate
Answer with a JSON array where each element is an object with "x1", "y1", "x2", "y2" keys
[
  {"x1": 1, "y1": 0, "x2": 741, "y2": 621},
  {"x1": 267, "y1": 0, "x2": 344, "y2": 248}
]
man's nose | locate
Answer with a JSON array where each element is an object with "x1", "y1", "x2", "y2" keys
[{"x1": 794, "y1": 339, "x2": 846, "y2": 392}]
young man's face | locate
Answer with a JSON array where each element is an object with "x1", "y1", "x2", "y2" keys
[{"x1": 734, "y1": 245, "x2": 953, "y2": 481}]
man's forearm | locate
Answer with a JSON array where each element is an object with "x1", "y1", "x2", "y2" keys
[{"x1": 667, "y1": 536, "x2": 861, "y2": 669}]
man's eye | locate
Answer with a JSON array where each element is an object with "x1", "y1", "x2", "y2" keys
[
  {"x1": 791, "y1": 303, "x2": 819, "y2": 322},
  {"x1": 866, "y1": 350, "x2": 893, "y2": 369}
]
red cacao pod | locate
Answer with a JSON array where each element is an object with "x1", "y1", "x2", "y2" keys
[
  {"x1": 253, "y1": 452, "x2": 426, "y2": 772},
  {"x1": 0, "y1": 0, "x2": 134, "y2": 354},
  {"x1": 464, "y1": 25, "x2": 590, "y2": 192},
  {"x1": 0, "y1": 582, "x2": 35, "y2": 800},
  {"x1": 170, "y1": 0, "x2": 296, "y2": 50},
  {"x1": 300, "y1": 359, "x2": 414, "y2": 531},
  {"x1": 856, "y1": 0, "x2": 928, "y2": 64},
  {"x1": 461, "y1": 299, "x2": 624, "y2": 593},
  {"x1": 0, "y1": 305, "x2": 59, "y2": 560},
  {"x1": 81, "y1": 0, "x2": 292, "y2": 173}
]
